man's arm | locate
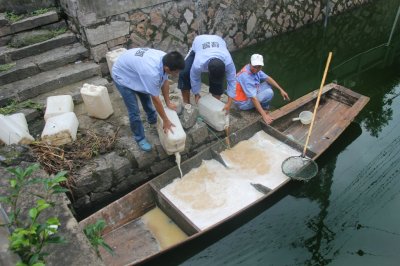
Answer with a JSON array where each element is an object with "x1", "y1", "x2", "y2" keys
[
  {"x1": 161, "y1": 80, "x2": 177, "y2": 111},
  {"x1": 190, "y1": 65, "x2": 202, "y2": 98},
  {"x1": 223, "y1": 62, "x2": 237, "y2": 112},
  {"x1": 250, "y1": 97, "x2": 273, "y2": 124},
  {"x1": 151, "y1": 95, "x2": 175, "y2": 133},
  {"x1": 266, "y1": 76, "x2": 290, "y2": 101}
]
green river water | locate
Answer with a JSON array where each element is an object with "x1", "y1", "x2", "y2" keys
[{"x1": 164, "y1": 1, "x2": 400, "y2": 265}]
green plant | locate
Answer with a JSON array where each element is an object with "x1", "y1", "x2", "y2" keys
[
  {"x1": 30, "y1": 8, "x2": 49, "y2": 16},
  {"x1": 6, "y1": 11, "x2": 24, "y2": 23},
  {"x1": 50, "y1": 28, "x2": 67, "y2": 38},
  {"x1": 0, "y1": 62, "x2": 16, "y2": 72},
  {"x1": 83, "y1": 219, "x2": 114, "y2": 257},
  {"x1": 0, "y1": 100, "x2": 44, "y2": 115},
  {"x1": 9, "y1": 27, "x2": 67, "y2": 48},
  {"x1": 0, "y1": 164, "x2": 69, "y2": 265}
]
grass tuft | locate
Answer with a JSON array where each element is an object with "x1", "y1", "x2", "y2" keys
[{"x1": 0, "y1": 62, "x2": 16, "y2": 72}]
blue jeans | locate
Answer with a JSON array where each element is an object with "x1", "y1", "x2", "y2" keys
[
  {"x1": 234, "y1": 83, "x2": 274, "y2": 110},
  {"x1": 114, "y1": 82, "x2": 157, "y2": 142}
]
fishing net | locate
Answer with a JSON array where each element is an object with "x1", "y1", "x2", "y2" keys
[{"x1": 281, "y1": 155, "x2": 318, "y2": 181}]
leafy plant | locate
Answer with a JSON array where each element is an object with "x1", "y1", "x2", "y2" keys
[
  {"x1": 0, "y1": 164, "x2": 69, "y2": 265},
  {"x1": 0, "y1": 100, "x2": 44, "y2": 115},
  {"x1": 83, "y1": 219, "x2": 114, "y2": 257}
]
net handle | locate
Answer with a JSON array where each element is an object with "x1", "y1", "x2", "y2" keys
[{"x1": 302, "y1": 52, "x2": 333, "y2": 157}]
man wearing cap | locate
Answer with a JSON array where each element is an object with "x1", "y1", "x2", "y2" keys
[
  {"x1": 178, "y1": 35, "x2": 236, "y2": 111},
  {"x1": 112, "y1": 48, "x2": 185, "y2": 151},
  {"x1": 233, "y1": 54, "x2": 290, "y2": 124}
]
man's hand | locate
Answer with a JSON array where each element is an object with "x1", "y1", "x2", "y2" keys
[
  {"x1": 281, "y1": 90, "x2": 290, "y2": 101},
  {"x1": 223, "y1": 97, "x2": 233, "y2": 114},
  {"x1": 262, "y1": 113, "x2": 274, "y2": 124},
  {"x1": 163, "y1": 118, "x2": 175, "y2": 134},
  {"x1": 166, "y1": 101, "x2": 177, "y2": 111},
  {"x1": 223, "y1": 103, "x2": 231, "y2": 113},
  {"x1": 195, "y1": 94, "x2": 201, "y2": 104}
]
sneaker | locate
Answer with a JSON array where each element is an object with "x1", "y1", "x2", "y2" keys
[{"x1": 138, "y1": 138, "x2": 152, "y2": 152}]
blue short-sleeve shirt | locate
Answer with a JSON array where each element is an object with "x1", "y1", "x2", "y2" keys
[
  {"x1": 236, "y1": 64, "x2": 270, "y2": 98},
  {"x1": 112, "y1": 48, "x2": 168, "y2": 96},
  {"x1": 189, "y1": 35, "x2": 236, "y2": 96}
]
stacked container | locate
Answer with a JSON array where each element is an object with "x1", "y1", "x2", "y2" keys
[
  {"x1": 80, "y1": 83, "x2": 114, "y2": 119},
  {"x1": 41, "y1": 112, "x2": 79, "y2": 146},
  {"x1": 157, "y1": 107, "x2": 186, "y2": 155},
  {"x1": 198, "y1": 94, "x2": 229, "y2": 131},
  {"x1": 44, "y1": 95, "x2": 74, "y2": 121}
]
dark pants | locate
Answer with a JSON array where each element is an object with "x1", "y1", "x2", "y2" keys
[{"x1": 178, "y1": 50, "x2": 224, "y2": 95}]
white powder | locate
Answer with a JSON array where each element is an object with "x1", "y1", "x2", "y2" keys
[{"x1": 161, "y1": 131, "x2": 299, "y2": 230}]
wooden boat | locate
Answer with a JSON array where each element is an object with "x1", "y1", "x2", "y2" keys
[{"x1": 79, "y1": 83, "x2": 369, "y2": 266}]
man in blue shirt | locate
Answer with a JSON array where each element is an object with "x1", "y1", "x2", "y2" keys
[
  {"x1": 112, "y1": 48, "x2": 185, "y2": 151},
  {"x1": 178, "y1": 35, "x2": 236, "y2": 111},
  {"x1": 232, "y1": 54, "x2": 290, "y2": 124}
]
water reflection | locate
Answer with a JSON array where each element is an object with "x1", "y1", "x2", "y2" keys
[
  {"x1": 289, "y1": 123, "x2": 362, "y2": 265},
  {"x1": 355, "y1": 67, "x2": 400, "y2": 138}
]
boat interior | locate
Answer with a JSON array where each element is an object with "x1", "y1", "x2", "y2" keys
[{"x1": 79, "y1": 84, "x2": 369, "y2": 266}]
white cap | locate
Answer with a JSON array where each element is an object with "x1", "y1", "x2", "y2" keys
[{"x1": 250, "y1": 54, "x2": 264, "y2": 66}]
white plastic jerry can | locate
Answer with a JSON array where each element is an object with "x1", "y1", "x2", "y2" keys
[
  {"x1": 44, "y1": 95, "x2": 74, "y2": 121},
  {"x1": 80, "y1": 83, "x2": 114, "y2": 119},
  {"x1": 106, "y1": 48, "x2": 127, "y2": 75},
  {"x1": 157, "y1": 107, "x2": 186, "y2": 155},
  {"x1": 0, "y1": 113, "x2": 34, "y2": 145},
  {"x1": 41, "y1": 112, "x2": 79, "y2": 146},
  {"x1": 198, "y1": 94, "x2": 229, "y2": 131}
]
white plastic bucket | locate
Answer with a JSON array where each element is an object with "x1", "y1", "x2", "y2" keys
[
  {"x1": 41, "y1": 112, "x2": 79, "y2": 146},
  {"x1": 0, "y1": 113, "x2": 34, "y2": 145},
  {"x1": 157, "y1": 107, "x2": 186, "y2": 155},
  {"x1": 198, "y1": 94, "x2": 229, "y2": 131},
  {"x1": 292, "y1": 111, "x2": 313, "y2": 125},
  {"x1": 44, "y1": 95, "x2": 74, "y2": 121},
  {"x1": 80, "y1": 83, "x2": 114, "y2": 119},
  {"x1": 106, "y1": 48, "x2": 127, "y2": 75}
]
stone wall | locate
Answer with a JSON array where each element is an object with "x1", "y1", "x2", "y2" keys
[{"x1": 59, "y1": 0, "x2": 372, "y2": 75}]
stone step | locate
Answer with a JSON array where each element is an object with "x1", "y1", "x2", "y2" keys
[
  {"x1": 0, "y1": 31, "x2": 77, "y2": 64},
  {"x1": 0, "y1": 43, "x2": 89, "y2": 86},
  {"x1": 0, "y1": 61, "x2": 101, "y2": 107},
  {"x1": 0, "y1": 11, "x2": 60, "y2": 37}
]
